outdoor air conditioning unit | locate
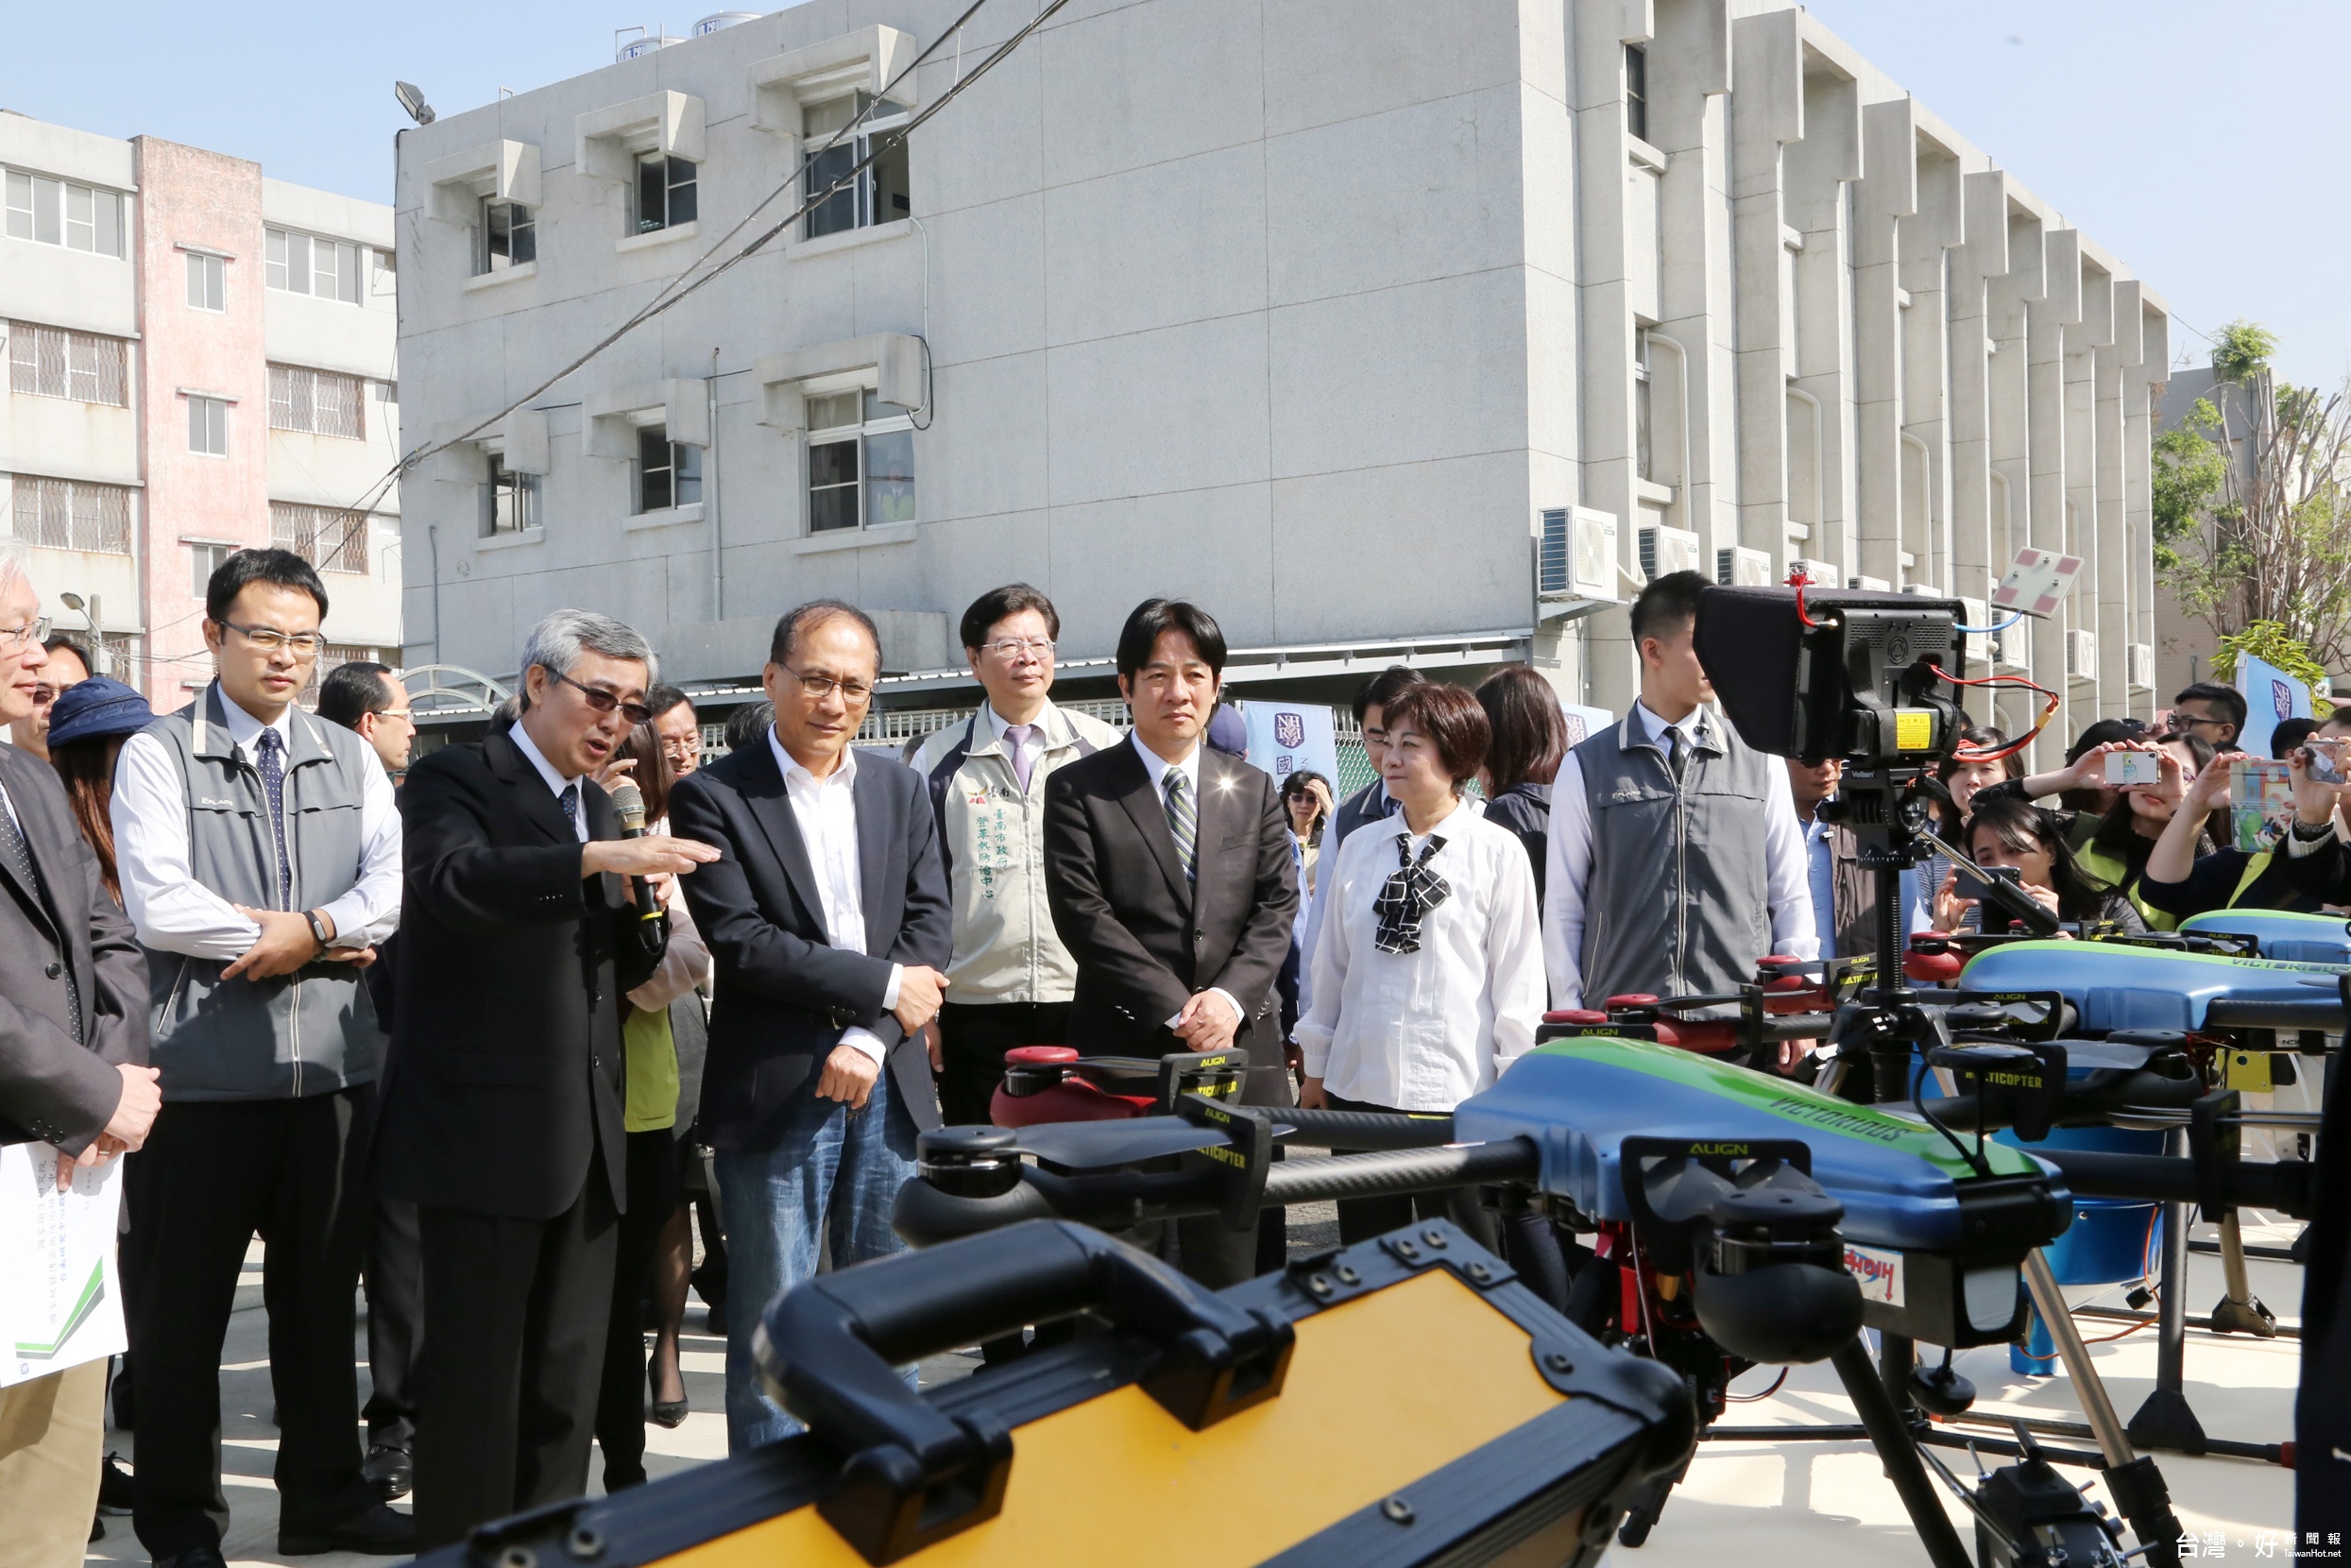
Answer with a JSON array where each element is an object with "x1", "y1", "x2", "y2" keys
[
  {"x1": 2065, "y1": 629, "x2": 2098, "y2": 680},
  {"x1": 1638, "y1": 523, "x2": 1701, "y2": 582},
  {"x1": 1537, "y1": 507, "x2": 1619, "y2": 602},
  {"x1": 1957, "y1": 596, "x2": 1990, "y2": 667},
  {"x1": 1994, "y1": 618, "x2": 2029, "y2": 671},
  {"x1": 2127, "y1": 642, "x2": 2155, "y2": 691},
  {"x1": 1848, "y1": 574, "x2": 1892, "y2": 593},
  {"x1": 1787, "y1": 556, "x2": 1836, "y2": 588},
  {"x1": 1716, "y1": 546, "x2": 1773, "y2": 587}
]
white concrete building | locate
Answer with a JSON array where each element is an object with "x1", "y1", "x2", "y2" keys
[
  {"x1": 393, "y1": 0, "x2": 2167, "y2": 755},
  {"x1": 1, "y1": 111, "x2": 401, "y2": 708}
]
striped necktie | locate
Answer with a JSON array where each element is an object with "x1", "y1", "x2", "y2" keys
[{"x1": 1163, "y1": 770, "x2": 1198, "y2": 885}]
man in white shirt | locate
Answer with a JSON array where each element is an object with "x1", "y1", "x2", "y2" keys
[
  {"x1": 1543, "y1": 571, "x2": 1815, "y2": 1054},
  {"x1": 669, "y1": 601, "x2": 952, "y2": 1453},
  {"x1": 109, "y1": 549, "x2": 413, "y2": 1564}
]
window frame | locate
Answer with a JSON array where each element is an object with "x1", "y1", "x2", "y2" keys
[
  {"x1": 187, "y1": 395, "x2": 230, "y2": 457},
  {"x1": 1625, "y1": 43, "x2": 1649, "y2": 144},
  {"x1": 264, "y1": 226, "x2": 366, "y2": 303},
  {"x1": 482, "y1": 451, "x2": 542, "y2": 537},
  {"x1": 4, "y1": 169, "x2": 125, "y2": 257},
  {"x1": 11, "y1": 474, "x2": 133, "y2": 555},
  {"x1": 476, "y1": 196, "x2": 537, "y2": 275},
  {"x1": 185, "y1": 250, "x2": 226, "y2": 312},
  {"x1": 633, "y1": 154, "x2": 698, "y2": 236},
  {"x1": 267, "y1": 364, "x2": 367, "y2": 440},
  {"x1": 800, "y1": 93, "x2": 912, "y2": 242},
  {"x1": 633, "y1": 423, "x2": 703, "y2": 514},
  {"x1": 188, "y1": 540, "x2": 236, "y2": 598},
  {"x1": 803, "y1": 386, "x2": 915, "y2": 535},
  {"x1": 8, "y1": 320, "x2": 128, "y2": 407}
]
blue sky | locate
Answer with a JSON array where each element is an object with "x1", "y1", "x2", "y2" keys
[{"x1": 6, "y1": 1, "x2": 2343, "y2": 388}]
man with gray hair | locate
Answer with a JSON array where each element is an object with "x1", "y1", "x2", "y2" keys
[{"x1": 371, "y1": 608, "x2": 719, "y2": 1547}]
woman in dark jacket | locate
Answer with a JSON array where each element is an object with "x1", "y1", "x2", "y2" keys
[
  {"x1": 1474, "y1": 665, "x2": 1570, "y2": 904},
  {"x1": 2140, "y1": 736, "x2": 2351, "y2": 917},
  {"x1": 1934, "y1": 792, "x2": 2148, "y2": 935}
]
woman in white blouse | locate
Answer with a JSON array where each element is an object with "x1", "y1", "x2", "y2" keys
[{"x1": 1296, "y1": 681, "x2": 1546, "y2": 1247}]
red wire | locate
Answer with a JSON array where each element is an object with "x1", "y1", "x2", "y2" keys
[
  {"x1": 1795, "y1": 579, "x2": 1824, "y2": 628},
  {"x1": 1728, "y1": 1366, "x2": 1791, "y2": 1403},
  {"x1": 1928, "y1": 663, "x2": 2060, "y2": 761}
]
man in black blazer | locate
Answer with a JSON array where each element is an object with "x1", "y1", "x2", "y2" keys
[
  {"x1": 1042, "y1": 598, "x2": 1298, "y2": 1286},
  {"x1": 372, "y1": 610, "x2": 717, "y2": 1548},
  {"x1": 0, "y1": 556, "x2": 158, "y2": 1563},
  {"x1": 670, "y1": 601, "x2": 951, "y2": 1454}
]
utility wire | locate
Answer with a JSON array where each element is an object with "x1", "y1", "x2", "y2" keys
[{"x1": 329, "y1": 0, "x2": 1060, "y2": 528}]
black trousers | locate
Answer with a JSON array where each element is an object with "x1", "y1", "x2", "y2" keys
[
  {"x1": 413, "y1": 1152, "x2": 619, "y2": 1550},
  {"x1": 362, "y1": 1197, "x2": 423, "y2": 1450},
  {"x1": 935, "y1": 1000, "x2": 1071, "y2": 1127},
  {"x1": 1324, "y1": 1092, "x2": 1498, "y2": 1252},
  {"x1": 594, "y1": 1129, "x2": 684, "y2": 1491},
  {"x1": 124, "y1": 1090, "x2": 378, "y2": 1558}
]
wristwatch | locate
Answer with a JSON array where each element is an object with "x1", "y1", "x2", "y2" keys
[
  {"x1": 2291, "y1": 817, "x2": 2336, "y2": 843},
  {"x1": 302, "y1": 909, "x2": 332, "y2": 952}
]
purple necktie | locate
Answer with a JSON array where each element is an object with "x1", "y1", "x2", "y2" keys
[{"x1": 1007, "y1": 724, "x2": 1037, "y2": 793}]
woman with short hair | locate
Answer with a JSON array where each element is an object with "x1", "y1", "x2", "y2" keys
[
  {"x1": 1474, "y1": 665, "x2": 1569, "y2": 903},
  {"x1": 1295, "y1": 681, "x2": 1544, "y2": 1247}
]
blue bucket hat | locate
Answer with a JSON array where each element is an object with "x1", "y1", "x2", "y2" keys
[{"x1": 44, "y1": 676, "x2": 154, "y2": 750}]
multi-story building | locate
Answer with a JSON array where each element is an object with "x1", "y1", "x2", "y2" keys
[
  {"x1": 2, "y1": 111, "x2": 400, "y2": 710},
  {"x1": 393, "y1": 0, "x2": 2168, "y2": 759}
]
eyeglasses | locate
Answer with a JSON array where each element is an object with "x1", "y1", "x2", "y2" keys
[
  {"x1": 378, "y1": 708, "x2": 415, "y2": 724},
  {"x1": 554, "y1": 672, "x2": 654, "y2": 725},
  {"x1": 782, "y1": 666, "x2": 875, "y2": 704},
  {"x1": 219, "y1": 622, "x2": 329, "y2": 657},
  {"x1": 2168, "y1": 713, "x2": 2226, "y2": 731},
  {"x1": 1, "y1": 617, "x2": 51, "y2": 652},
  {"x1": 979, "y1": 638, "x2": 1055, "y2": 660}
]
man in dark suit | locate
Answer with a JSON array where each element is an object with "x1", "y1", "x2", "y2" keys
[
  {"x1": 0, "y1": 553, "x2": 158, "y2": 1564},
  {"x1": 670, "y1": 601, "x2": 951, "y2": 1453},
  {"x1": 372, "y1": 610, "x2": 717, "y2": 1548},
  {"x1": 1042, "y1": 598, "x2": 1298, "y2": 1286}
]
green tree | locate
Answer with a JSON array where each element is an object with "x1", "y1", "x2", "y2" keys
[
  {"x1": 2213, "y1": 622, "x2": 2334, "y2": 717},
  {"x1": 2151, "y1": 398, "x2": 2227, "y2": 574}
]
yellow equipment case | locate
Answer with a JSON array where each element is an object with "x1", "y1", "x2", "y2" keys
[{"x1": 418, "y1": 1219, "x2": 1692, "y2": 1568}]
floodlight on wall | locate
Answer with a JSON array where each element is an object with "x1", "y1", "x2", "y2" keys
[{"x1": 395, "y1": 82, "x2": 437, "y2": 126}]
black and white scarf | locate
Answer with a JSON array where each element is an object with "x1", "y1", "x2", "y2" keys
[{"x1": 1372, "y1": 833, "x2": 1451, "y2": 955}]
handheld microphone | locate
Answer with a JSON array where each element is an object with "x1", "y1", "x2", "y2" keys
[{"x1": 607, "y1": 779, "x2": 670, "y2": 956}]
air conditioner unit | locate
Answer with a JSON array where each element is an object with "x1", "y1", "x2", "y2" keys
[
  {"x1": 2065, "y1": 628, "x2": 2098, "y2": 680},
  {"x1": 1994, "y1": 619, "x2": 2029, "y2": 671},
  {"x1": 1538, "y1": 507, "x2": 1620, "y2": 602},
  {"x1": 2126, "y1": 641, "x2": 2155, "y2": 691},
  {"x1": 1787, "y1": 557, "x2": 1836, "y2": 588},
  {"x1": 1848, "y1": 574, "x2": 1892, "y2": 593},
  {"x1": 1957, "y1": 596, "x2": 1990, "y2": 666},
  {"x1": 1716, "y1": 546, "x2": 1773, "y2": 587},
  {"x1": 1638, "y1": 523, "x2": 1701, "y2": 581}
]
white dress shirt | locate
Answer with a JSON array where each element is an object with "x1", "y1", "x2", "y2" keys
[
  {"x1": 1541, "y1": 700, "x2": 1816, "y2": 1010},
  {"x1": 1129, "y1": 732, "x2": 1241, "y2": 1028},
  {"x1": 769, "y1": 729, "x2": 901, "y2": 1066},
  {"x1": 114, "y1": 685, "x2": 401, "y2": 958},
  {"x1": 1296, "y1": 801, "x2": 1545, "y2": 1112},
  {"x1": 510, "y1": 720, "x2": 589, "y2": 843}
]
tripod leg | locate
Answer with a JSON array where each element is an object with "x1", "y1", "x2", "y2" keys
[
  {"x1": 2021, "y1": 1251, "x2": 2186, "y2": 1568},
  {"x1": 2127, "y1": 1196, "x2": 2207, "y2": 1455},
  {"x1": 1830, "y1": 1338, "x2": 1970, "y2": 1568},
  {"x1": 2208, "y1": 1211, "x2": 2277, "y2": 1337}
]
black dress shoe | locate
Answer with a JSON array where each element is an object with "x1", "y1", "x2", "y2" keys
[
  {"x1": 98, "y1": 1449, "x2": 134, "y2": 1513},
  {"x1": 153, "y1": 1548, "x2": 229, "y2": 1568},
  {"x1": 363, "y1": 1442, "x2": 414, "y2": 1502},
  {"x1": 280, "y1": 1500, "x2": 419, "y2": 1556},
  {"x1": 704, "y1": 1299, "x2": 727, "y2": 1338}
]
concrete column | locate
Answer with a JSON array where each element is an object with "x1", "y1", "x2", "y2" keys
[
  {"x1": 1899, "y1": 139, "x2": 1963, "y2": 592},
  {"x1": 2061, "y1": 251, "x2": 2109, "y2": 723},
  {"x1": 2133, "y1": 300, "x2": 2171, "y2": 710},
  {"x1": 1850, "y1": 96, "x2": 1916, "y2": 588},
  {"x1": 1729, "y1": 8, "x2": 1804, "y2": 569},
  {"x1": 1650, "y1": 0, "x2": 1733, "y2": 556},
  {"x1": 2095, "y1": 342, "x2": 2128, "y2": 718},
  {"x1": 1946, "y1": 170, "x2": 2009, "y2": 612},
  {"x1": 1785, "y1": 66, "x2": 1861, "y2": 580},
  {"x1": 2025, "y1": 226, "x2": 2080, "y2": 765}
]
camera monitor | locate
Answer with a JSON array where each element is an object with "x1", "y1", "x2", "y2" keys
[{"x1": 1694, "y1": 585, "x2": 1968, "y2": 768}]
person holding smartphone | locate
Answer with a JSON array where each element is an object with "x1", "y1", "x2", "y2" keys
[
  {"x1": 1931, "y1": 793, "x2": 2146, "y2": 935},
  {"x1": 2140, "y1": 730, "x2": 2351, "y2": 916},
  {"x1": 1971, "y1": 734, "x2": 2215, "y2": 930}
]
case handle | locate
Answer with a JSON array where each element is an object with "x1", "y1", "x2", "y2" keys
[{"x1": 756, "y1": 1219, "x2": 1293, "y2": 1564}]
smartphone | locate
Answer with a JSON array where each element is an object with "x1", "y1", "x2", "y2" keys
[
  {"x1": 2231, "y1": 758, "x2": 2295, "y2": 854},
  {"x1": 2307, "y1": 740, "x2": 2344, "y2": 787},
  {"x1": 2103, "y1": 750, "x2": 2161, "y2": 788}
]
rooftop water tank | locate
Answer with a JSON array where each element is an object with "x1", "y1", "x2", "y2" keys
[
  {"x1": 616, "y1": 26, "x2": 684, "y2": 60},
  {"x1": 695, "y1": 11, "x2": 763, "y2": 34}
]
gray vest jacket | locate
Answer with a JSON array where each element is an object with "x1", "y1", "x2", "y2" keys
[
  {"x1": 1576, "y1": 707, "x2": 1776, "y2": 1003},
  {"x1": 143, "y1": 686, "x2": 386, "y2": 1099}
]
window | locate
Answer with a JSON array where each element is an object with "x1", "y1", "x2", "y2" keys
[
  {"x1": 1625, "y1": 44, "x2": 1648, "y2": 143},
  {"x1": 8, "y1": 322, "x2": 128, "y2": 406},
  {"x1": 635, "y1": 425, "x2": 702, "y2": 513},
  {"x1": 186, "y1": 251, "x2": 226, "y2": 312},
  {"x1": 1633, "y1": 329, "x2": 1653, "y2": 483},
  {"x1": 271, "y1": 501, "x2": 368, "y2": 574},
  {"x1": 11, "y1": 475, "x2": 133, "y2": 554},
  {"x1": 5, "y1": 170, "x2": 124, "y2": 256},
  {"x1": 268, "y1": 365, "x2": 366, "y2": 439},
  {"x1": 265, "y1": 228, "x2": 365, "y2": 302},
  {"x1": 189, "y1": 540, "x2": 236, "y2": 597},
  {"x1": 476, "y1": 198, "x2": 536, "y2": 273},
  {"x1": 483, "y1": 452, "x2": 541, "y2": 536},
  {"x1": 634, "y1": 155, "x2": 697, "y2": 235},
  {"x1": 187, "y1": 396, "x2": 229, "y2": 456},
  {"x1": 803, "y1": 94, "x2": 911, "y2": 240},
  {"x1": 805, "y1": 389, "x2": 914, "y2": 533}
]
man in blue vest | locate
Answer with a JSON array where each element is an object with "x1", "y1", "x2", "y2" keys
[{"x1": 111, "y1": 549, "x2": 410, "y2": 1566}]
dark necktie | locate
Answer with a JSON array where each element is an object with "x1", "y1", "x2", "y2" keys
[
  {"x1": 1163, "y1": 771, "x2": 1198, "y2": 885},
  {"x1": 256, "y1": 728, "x2": 292, "y2": 910},
  {"x1": 1666, "y1": 725, "x2": 1689, "y2": 783},
  {"x1": 0, "y1": 795, "x2": 83, "y2": 1047},
  {"x1": 559, "y1": 781, "x2": 581, "y2": 834}
]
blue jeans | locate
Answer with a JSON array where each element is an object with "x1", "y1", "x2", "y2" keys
[{"x1": 714, "y1": 1064, "x2": 919, "y2": 1453}]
